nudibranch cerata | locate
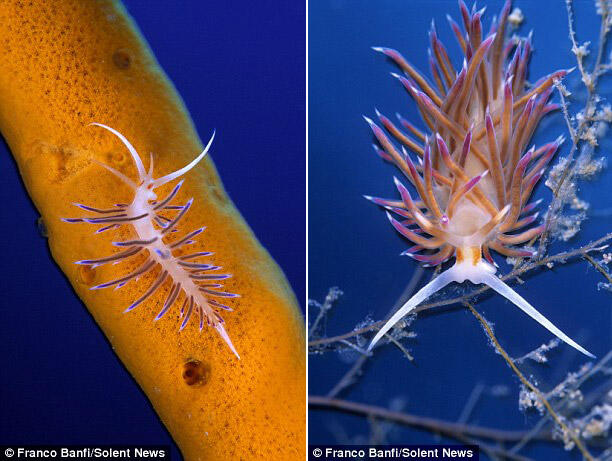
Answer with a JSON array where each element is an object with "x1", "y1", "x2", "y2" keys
[
  {"x1": 365, "y1": 1, "x2": 594, "y2": 357},
  {"x1": 64, "y1": 123, "x2": 240, "y2": 359}
]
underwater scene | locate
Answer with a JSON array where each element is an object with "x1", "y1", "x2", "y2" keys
[
  {"x1": 0, "y1": 1, "x2": 305, "y2": 460},
  {"x1": 309, "y1": 0, "x2": 612, "y2": 460}
]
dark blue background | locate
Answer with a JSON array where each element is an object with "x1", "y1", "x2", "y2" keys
[
  {"x1": 0, "y1": 2, "x2": 304, "y2": 460},
  {"x1": 309, "y1": 1, "x2": 611, "y2": 459}
]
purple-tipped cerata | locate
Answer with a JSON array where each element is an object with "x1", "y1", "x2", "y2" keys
[
  {"x1": 365, "y1": 1, "x2": 594, "y2": 358},
  {"x1": 63, "y1": 123, "x2": 240, "y2": 359}
]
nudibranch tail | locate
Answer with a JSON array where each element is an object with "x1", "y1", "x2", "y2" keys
[
  {"x1": 365, "y1": 1, "x2": 594, "y2": 357},
  {"x1": 64, "y1": 124, "x2": 240, "y2": 359}
]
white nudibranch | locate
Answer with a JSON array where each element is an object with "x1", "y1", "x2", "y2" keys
[
  {"x1": 365, "y1": 1, "x2": 594, "y2": 358},
  {"x1": 64, "y1": 123, "x2": 240, "y2": 359}
]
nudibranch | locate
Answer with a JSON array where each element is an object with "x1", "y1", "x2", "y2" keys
[
  {"x1": 365, "y1": 1, "x2": 594, "y2": 357},
  {"x1": 0, "y1": 1, "x2": 305, "y2": 459},
  {"x1": 64, "y1": 123, "x2": 240, "y2": 359}
]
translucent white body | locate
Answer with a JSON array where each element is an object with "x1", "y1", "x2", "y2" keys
[
  {"x1": 68, "y1": 124, "x2": 240, "y2": 359},
  {"x1": 129, "y1": 187, "x2": 239, "y2": 359}
]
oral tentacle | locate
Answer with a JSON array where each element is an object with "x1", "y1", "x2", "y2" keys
[
  {"x1": 90, "y1": 158, "x2": 137, "y2": 189},
  {"x1": 151, "y1": 130, "x2": 216, "y2": 189},
  {"x1": 368, "y1": 265, "x2": 459, "y2": 351},
  {"x1": 90, "y1": 123, "x2": 147, "y2": 181},
  {"x1": 475, "y1": 270, "x2": 594, "y2": 358}
]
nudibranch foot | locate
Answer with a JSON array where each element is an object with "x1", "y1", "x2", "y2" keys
[{"x1": 64, "y1": 123, "x2": 240, "y2": 359}]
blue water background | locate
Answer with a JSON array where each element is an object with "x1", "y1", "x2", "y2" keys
[
  {"x1": 309, "y1": 1, "x2": 611, "y2": 459},
  {"x1": 0, "y1": 2, "x2": 304, "y2": 459}
]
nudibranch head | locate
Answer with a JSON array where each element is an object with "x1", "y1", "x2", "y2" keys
[
  {"x1": 88, "y1": 123, "x2": 215, "y2": 197},
  {"x1": 366, "y1": 1, "x2": 594, "y2": 358},
  {"x1": 64, "y1": 123, "x2": 240, "y2": 359}
]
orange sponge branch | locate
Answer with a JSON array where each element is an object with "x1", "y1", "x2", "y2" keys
[{"x1": 0, "y1": 1, "x2": 305, "y2": 459}]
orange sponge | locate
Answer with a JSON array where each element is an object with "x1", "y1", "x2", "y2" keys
[{"x1": 0, "y1": 1, "x2": 305, "y2": 459}]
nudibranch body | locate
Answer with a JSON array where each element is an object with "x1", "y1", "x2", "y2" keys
[
  {"x1": 366, "y1": 1, "x2": 594, "y2": 357},
  {"x1": 64, "y1": 124, "x2": 240, "y2": 358}
]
